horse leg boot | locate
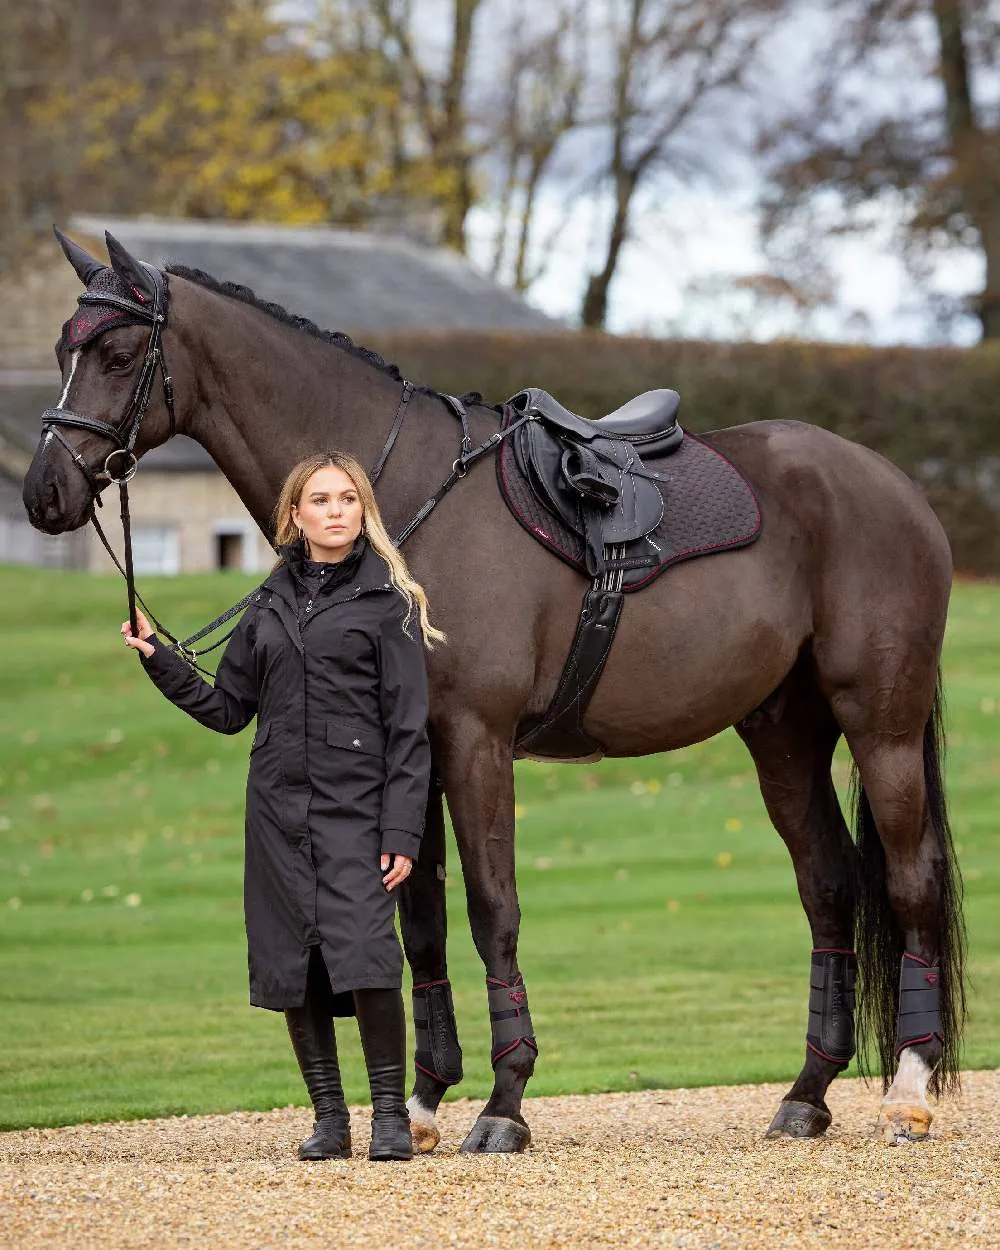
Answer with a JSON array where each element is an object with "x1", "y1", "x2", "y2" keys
[
  {"x1": 398, "y1": 780, "x2": 463, "y2": 1153},
  {"x1": 354, "y1": 988, "x2": 412, "y2": 1161},
  {"x1": 736, "y1": 671, "x2": 857, "y2": 1139},
  {"x1": 284, "y1": 955, "x2": 351, "y2": 1160}
]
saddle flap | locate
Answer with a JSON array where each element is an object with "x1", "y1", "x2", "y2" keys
[
  {"x1": 565, "y1": 438, "x2": 664, "y2": 542},
  {"x1": 517, "y1": 420, "x2": 663, "y2": 548},
  {"x1": 517, "y1": 422, "x2": 583, "y2": 532},
  {"x1": 603, "y1": 466, "x2": 664, "y2": 543}
]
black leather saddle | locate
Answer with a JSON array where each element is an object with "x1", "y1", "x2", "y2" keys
[{"x1": 508, "y1": 387, "x2": 684, "y2": 578}]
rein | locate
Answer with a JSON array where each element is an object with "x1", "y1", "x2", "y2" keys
[{"x1": 45, "y1": 265, "x2": 531, "y2": 673}]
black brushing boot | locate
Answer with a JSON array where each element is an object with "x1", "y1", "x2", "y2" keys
[
  {"x1": 285, "y1": 955, "x2": 351, "y2": 1160},
  {"x1": 354, "y1": 988, "x2": 412, "y2": 1161}
]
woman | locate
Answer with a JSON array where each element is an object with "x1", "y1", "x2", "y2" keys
[{"x1": 122, "y1": 450, "x2": 444, "y2": 1163}]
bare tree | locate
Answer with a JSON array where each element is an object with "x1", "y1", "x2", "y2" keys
[
  {"x1": 580, "y1": 0, "x2": 787, "y2": 330},
  {"x1": 760, "y1": 0, "x2": 1000, "y2": 339},
  {"x1": 488, "y1": 0, "x2": 589, "y2": 291},
  {"x1": 369, "y1": 0, "x2": 486, "y2": 251}
]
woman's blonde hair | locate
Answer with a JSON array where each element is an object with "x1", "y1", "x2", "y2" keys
[{"x1": 273, "y1": 450, "x2": 446, "y2": 649}]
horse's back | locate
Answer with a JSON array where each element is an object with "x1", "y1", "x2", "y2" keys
[
  {"x1": 703, "y1": 418, "x2": 950, "y2": 576},
  {"x1": 581, "y1": 418, "x2": 951, "y2": 754}
]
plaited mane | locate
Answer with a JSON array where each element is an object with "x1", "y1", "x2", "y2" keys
[{"x1": 166, "y1": 265, "x2": 437, "y2": 395}]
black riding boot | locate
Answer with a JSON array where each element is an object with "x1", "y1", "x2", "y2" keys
[
  {"x1": 285, "y1": 954, "x2": 352, "y2": 1160},
  {"x1": 354, "y1": 988, "x2": 412, "y2": 1161}
]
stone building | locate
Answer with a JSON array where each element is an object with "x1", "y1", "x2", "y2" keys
[{"x1": 0, "y1": 215, "x2": 556, "y2": 574}]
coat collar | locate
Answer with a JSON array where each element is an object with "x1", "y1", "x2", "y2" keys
[{"x1": 263, "y1": 538, "x2": 395, "y2": 611}]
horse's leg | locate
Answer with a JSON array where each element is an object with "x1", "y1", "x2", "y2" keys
[
  {"x1": 841, "y1": 709, "x2": 964, "y2": 1145},
  {"x1": 438, "y1": 718, "x2": 535, "y2": 1154},
  {"x1": 736, "y1": 666, "x2": 857, "y2": 1139},
  {"x1": 397, "y1": 778, "x2": 463, "y2": 1154}
]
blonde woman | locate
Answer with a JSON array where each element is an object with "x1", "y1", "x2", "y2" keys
[{"x1": 122, "y1": 450, "x2": 444, "y2": 1163}]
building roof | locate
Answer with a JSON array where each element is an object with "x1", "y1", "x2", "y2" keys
[
  {"x1": 71, "y1": 215, "x2": 558, "y2": 334},
  {"x1": 0, "y1": 214, "x2": 560, "y2": 483}
]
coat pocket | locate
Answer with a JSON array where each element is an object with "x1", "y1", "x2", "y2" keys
[
  {"x1": 326, "y1": 720, "x2": 385, "y2": 756},
  {"x1": 250, "y1": 722, "x2": 271, "y2": 753}
]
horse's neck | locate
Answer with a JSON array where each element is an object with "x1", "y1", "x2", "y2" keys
[{"x1": 173, "y1": 283, "x2": 446, "y2": 535}]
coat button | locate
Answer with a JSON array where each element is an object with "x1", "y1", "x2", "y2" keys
[{"x1": 352, "y1": 738, "x2": 361, "y2": 748}]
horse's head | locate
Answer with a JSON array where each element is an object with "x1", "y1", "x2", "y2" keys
[{"x1": 22, "y1": 229, "x2": 179, "y2": 533}]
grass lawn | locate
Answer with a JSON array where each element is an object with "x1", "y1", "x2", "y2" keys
[{"x1": 0, "y1": 566, "x2": 997, "y2": 1130}]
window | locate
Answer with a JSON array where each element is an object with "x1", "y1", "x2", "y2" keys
[{"x1": 131, "y1": 526, "x2": 180, "y2": 575}]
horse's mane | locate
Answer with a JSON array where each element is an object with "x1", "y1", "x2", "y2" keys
[{"x1": 166, "y1": 264, "x2": 434, "y2": 392}]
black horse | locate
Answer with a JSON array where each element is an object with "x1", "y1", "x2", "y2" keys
[{"x1": 22, "y1": 230, "x2": 965, "y2": 1153}]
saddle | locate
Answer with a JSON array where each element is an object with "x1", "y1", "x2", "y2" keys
[
  {"x1": 509, "y1": 387, "x2": 683, "y2": 579},
  {"x1": 498, "y1": 386, "x2": 762, "y2": 763}
]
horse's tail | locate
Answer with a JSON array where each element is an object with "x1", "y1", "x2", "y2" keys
[{"x1": 850, "y1": 670, "x2": 966, "y2": 1096}]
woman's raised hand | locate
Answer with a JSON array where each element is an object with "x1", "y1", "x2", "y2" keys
[
  {"x1": 381, "y1": 854, "x2": 413, "y2": 891},
  {"x1": 121, "y1": 609, "x2": 155, "y2": 658}
]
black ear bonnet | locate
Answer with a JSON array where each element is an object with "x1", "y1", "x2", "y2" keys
[{"x1": 62, "y1": 267, "x2": 151, "y2": 352}]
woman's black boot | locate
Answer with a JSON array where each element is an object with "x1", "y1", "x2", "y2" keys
[
  {"x1": 354, "y1": 988, "x2": 412, "y2": 1161},
  {"x1": 285, "y1": 954, "x2": 351, "y2": 1160}
]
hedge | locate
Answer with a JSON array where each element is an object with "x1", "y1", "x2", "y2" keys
[{"x1": 366, "y1": 331, "x2": 1000, "y2": 574}]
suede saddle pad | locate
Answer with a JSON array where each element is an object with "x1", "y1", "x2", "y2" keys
[{"x1": 496, "y1": 410, "x2": 763, "y2": 591}]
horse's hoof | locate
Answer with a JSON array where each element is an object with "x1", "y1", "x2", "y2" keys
[
  {"x1": 459, "y1": 1116, "x2": 532, "y2": 1154},
  {"x1": 406, "y1": 1096, "x2": 441, "y2": 1154},
  {"x1": 877, "y1": 1104, "x2": 932, "y2": 1145},
  {"x1": 410, "y1": 1118, "x2": 440, "y2": 1154},
  {"x1": 764, "y1": 1100, "x2": 832, "y2": 1140}
]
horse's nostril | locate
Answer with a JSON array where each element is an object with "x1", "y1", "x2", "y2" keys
[
  {"x1": 48, "y1": 477, "x2": 63, "y2": 518},
  {"x1": 23, "y1": 471, "x2": 69, "y2": 532}
]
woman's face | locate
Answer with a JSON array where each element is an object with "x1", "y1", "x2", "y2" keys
[{"x1": 290, "y1": 465, "x2": 365, "y2": 561}]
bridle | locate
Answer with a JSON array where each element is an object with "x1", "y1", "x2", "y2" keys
[
  {"x1": 41, "y1": 262, "x2": 528, "y2": 672},
  {"x1": 41, "y1": 262, "x2": 176, "y2": 637},
  {"x1": 43, "y1": 263, "x2": 176, "y2": 493}
]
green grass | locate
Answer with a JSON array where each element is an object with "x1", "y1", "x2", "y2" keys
[{"x1": 0, "y1": 566, "x2": 998, "y2": 1130}]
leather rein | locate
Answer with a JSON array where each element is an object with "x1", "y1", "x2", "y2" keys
[{"x1": 44, "y1": 266, "x2": 529, "y2": 674}]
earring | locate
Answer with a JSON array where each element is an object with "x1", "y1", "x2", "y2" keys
[{"x1": 298, "y1": 528, "x2": 304, "y2": 541}]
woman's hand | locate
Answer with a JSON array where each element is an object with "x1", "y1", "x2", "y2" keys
[
  {"x1": 121, "y1": 609, "x2": 155, "y2": 658},
  {"x1": 381, "y1": 854, "x2": 413, "y2": 891}
]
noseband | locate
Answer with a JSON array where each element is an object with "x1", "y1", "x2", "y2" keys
[{"x1": 41, "y1": 263, "x2": 176, "y2": 497}]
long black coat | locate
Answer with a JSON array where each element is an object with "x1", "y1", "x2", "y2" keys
[{"x1": 140, "y1": 542, "x2": 431, "y2": 1011}]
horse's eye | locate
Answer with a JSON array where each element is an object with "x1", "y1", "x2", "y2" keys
[{"x1": 107, "y1": 353, "x2": 133, "y2": 372}]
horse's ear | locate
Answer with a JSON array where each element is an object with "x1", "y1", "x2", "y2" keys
[
  {"x1": 105, "y1": 231, "x2": 158, "y2": 304},
  {"x1": 53, "y1": 226, "x2": 104, "y2": 286}
]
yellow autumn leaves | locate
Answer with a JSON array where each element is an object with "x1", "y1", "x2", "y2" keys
[{"x1": 28, "y1": 7, "x2": 448, "y2": 228}]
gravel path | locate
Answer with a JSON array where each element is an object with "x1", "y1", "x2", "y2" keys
[{"x1": 2, "y1": 1071, "x2": 998, "y2": 1249}]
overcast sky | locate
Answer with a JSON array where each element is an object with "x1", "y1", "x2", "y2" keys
[
  {"x1": 465, "y1": 182, "x2": 983, "y2": 345},
  {"x1": 295, "y1": 0, "x2": 987, "y2": 344},
  {"x1": 457, "y1": 0, "x2": 984, "y2": 346}
]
